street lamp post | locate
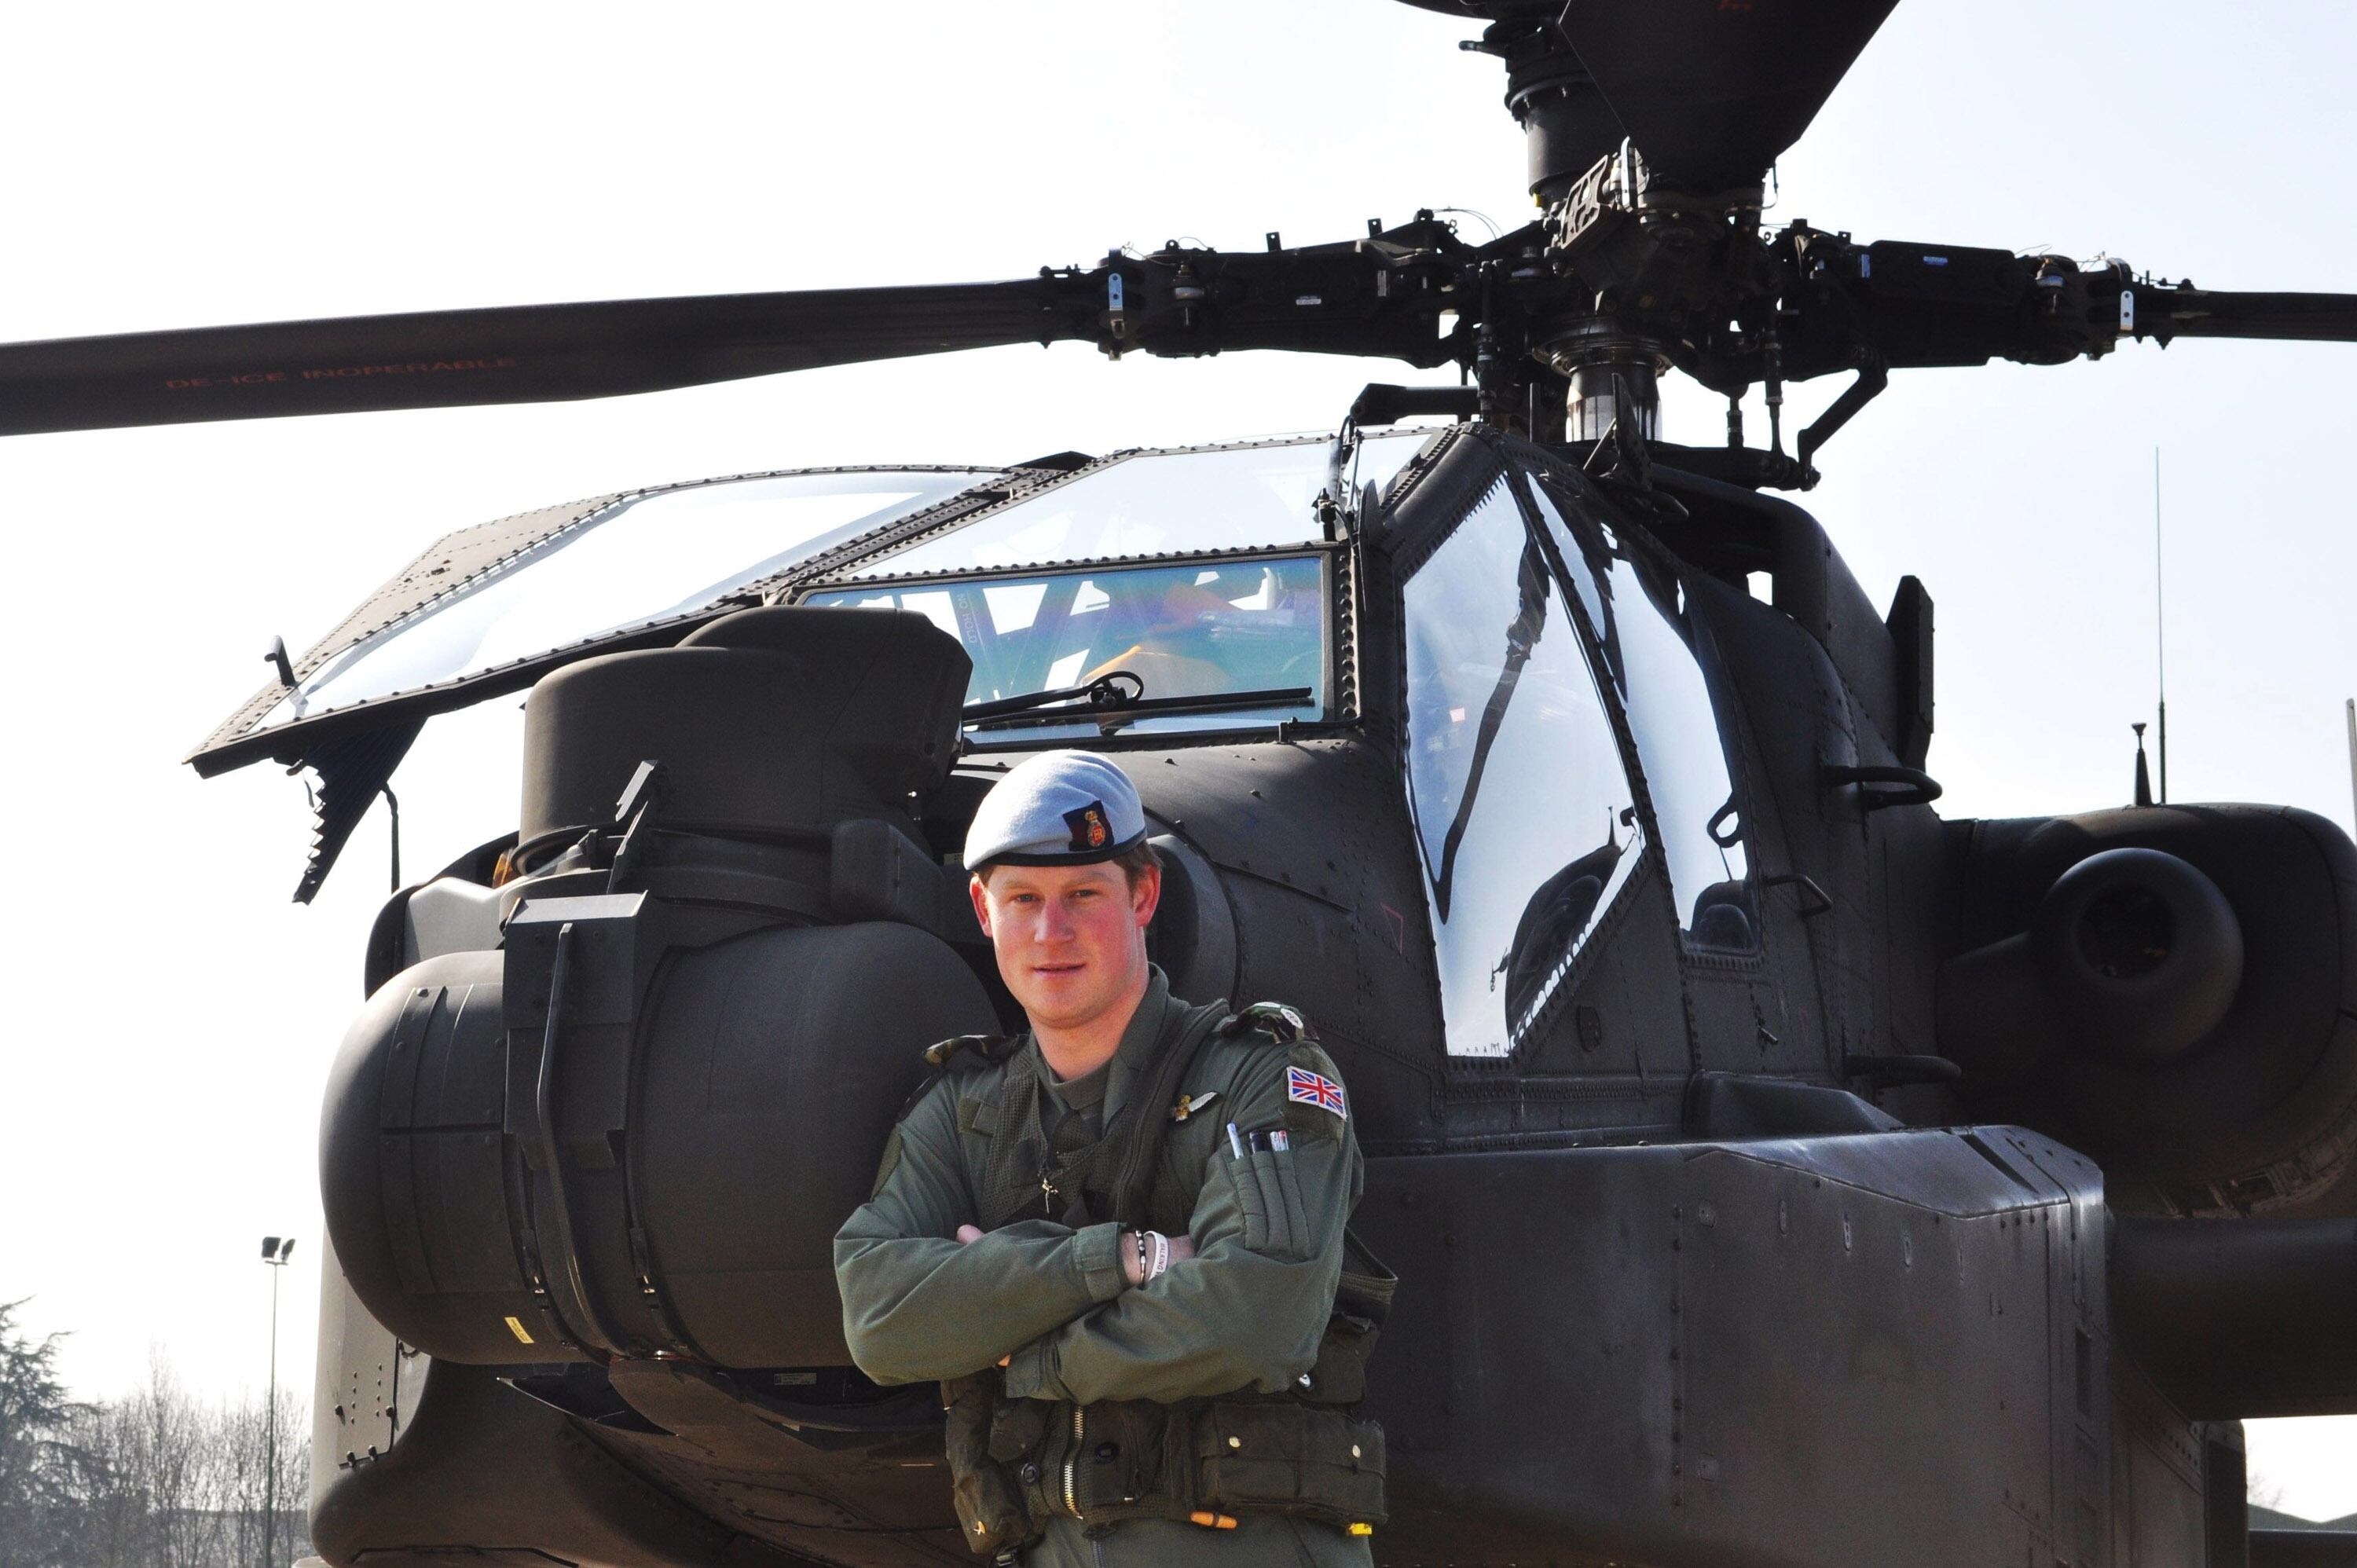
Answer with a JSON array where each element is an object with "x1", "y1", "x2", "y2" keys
[{"x1": 261, "y1": 1236, "x2": 296, "y2": 1568}]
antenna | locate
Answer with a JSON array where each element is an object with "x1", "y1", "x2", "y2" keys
[
  {"x1": 2154, "y1": 447, "x2": 2168, "y2": 804},
  {"x1": 2345, "y1": 697, "x2": 2355, "y2": 832}
]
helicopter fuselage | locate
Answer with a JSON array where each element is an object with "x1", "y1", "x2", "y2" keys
[{"x1": 284, "y1": 423, "x2": 2357, "y2": 1568}]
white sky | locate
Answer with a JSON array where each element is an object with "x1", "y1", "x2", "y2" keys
[{"x1": 0, "y1": 0, "x2": 2351, "y2": 1527}]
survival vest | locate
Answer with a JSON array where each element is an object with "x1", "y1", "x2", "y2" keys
[{"x1": 922, "y1": 1002, "x2": 1394, "y2": 1556}]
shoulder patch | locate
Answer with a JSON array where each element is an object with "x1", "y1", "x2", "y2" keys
[{"x1": 1281, "y1": 1042, "x2": 1350, "y2": 1140}]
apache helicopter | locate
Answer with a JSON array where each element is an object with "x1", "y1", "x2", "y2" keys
[{"x1": 5, "y1": 2, "x2": 2355, "y2": 1566}]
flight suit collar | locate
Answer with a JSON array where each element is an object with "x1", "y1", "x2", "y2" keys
[{"x1": 1102, "y1": 965, "x2": 1182, "y2": 1130}]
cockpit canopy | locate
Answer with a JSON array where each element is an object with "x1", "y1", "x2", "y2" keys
[{"x1": 192, "y1": 430, "x2": 1436, "y2": 776}]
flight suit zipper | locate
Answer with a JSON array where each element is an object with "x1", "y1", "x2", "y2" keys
[{"x1": 1063, "y1": 1405, "x2": 1085, "y2": 1518}]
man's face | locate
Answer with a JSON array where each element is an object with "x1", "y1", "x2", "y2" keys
[{"x1": 970, "y1": 859, "x2": 1161, "y2": 1036}]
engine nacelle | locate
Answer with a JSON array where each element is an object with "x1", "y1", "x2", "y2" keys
[
  {"x1": 323, "y1": 918, "x2": 992, "y2": 1367},
  {"x1": 1937, "y1": 804, "x2": 2357, "y2": 1217},
  {"x1": 321, "y1": 606, "x2": 1001, "y2": 1369},
  {"x1": 2027, "y1": 846, "x2": 2244, "y2": 1063}
]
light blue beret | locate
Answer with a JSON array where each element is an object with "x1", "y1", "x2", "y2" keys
[{"x1": 964, "y1": 749, "x2": 1147, "y2": 868}]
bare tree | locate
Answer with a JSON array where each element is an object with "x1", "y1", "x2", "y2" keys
[
  {"x1": 64, "y1": 1401, "x2": 142, "y2": 1568},
  {"x1": 213, "y1": 1383, "x2": 309, "y2": 1568},
  {"x1": 44, "y1": 1350, "x2": 310, "y2": 1568}
]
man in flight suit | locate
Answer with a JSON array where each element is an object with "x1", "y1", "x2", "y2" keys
[{"x1": 835, "y1": 749, "x2": 1385, "y2": 1568}]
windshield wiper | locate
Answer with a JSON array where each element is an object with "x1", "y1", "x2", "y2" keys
[
  {"x1": 961, "y1": 670, "x2": 1146, "y2": 724},
  {"x1": 966, "y1": 684, "x2": 1315, "y2": 735}
]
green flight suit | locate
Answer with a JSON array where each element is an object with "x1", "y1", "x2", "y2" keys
[{"x1": 835, "y1": 968, "x2": 1378, "y2": 1568}]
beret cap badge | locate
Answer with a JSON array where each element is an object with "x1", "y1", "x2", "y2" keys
[{"x1": 1065, "y1": 801, "x2": 1112, "y2": 852}]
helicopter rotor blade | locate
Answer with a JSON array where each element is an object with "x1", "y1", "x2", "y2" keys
[
  {"x1": 1556, "y1": 0, "x2": 1900, "y2": 190},
  {"x1": 2129, "y1": 284, "x2": 2357, "y2": 345},
  {"x1": 0, "y1": 280, "x2": 1103, "y2": 438},
  {"x1": 0, "y1": 218, "x2": 1491, "y2": 439}
]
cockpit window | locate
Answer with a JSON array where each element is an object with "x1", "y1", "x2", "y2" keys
[
  {"x1": 1529, "y1": 483, "x2": 1758, "y2": 954},
  {"x1": 1403, "y1": 478, "x2": 1643, "y2": 1057},
  {"x1": 840, "y1": 431, "x2": 1429, "y2": 580},
  {"x1": 804, "y1": 554, "x2": 1326, "y2": 743},
  {"x1": 255, "y1": 468, "x2": 996, "y2": 730}
]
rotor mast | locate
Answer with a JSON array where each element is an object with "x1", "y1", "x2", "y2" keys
[{"x1": 1442, "y1": 2, "x2": 1795, "y2": 453}]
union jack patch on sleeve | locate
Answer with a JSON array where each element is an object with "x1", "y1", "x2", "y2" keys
[{"x1": 1286, "y1": 1065, "x2": 1347, "y2": 1120}]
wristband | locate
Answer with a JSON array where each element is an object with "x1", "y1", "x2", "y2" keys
[{"x1": 1149, "y1": 1229, "x2": 1171, "y2": 1280}]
